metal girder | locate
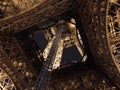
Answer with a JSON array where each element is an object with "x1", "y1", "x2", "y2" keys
[
  {"x1": 35, "y1": 22, "x2": 64, "y2": 90},
  {"x1": 35, "y1": 19, "x2": 88, "y2": 89},
  {"x1": 75, "y1": 0, "x2": 120, "y2": 87},
  {"x1": 0, "y1": 67, "x2": 16, "y2": 90},
  {"x1": 0, "y1": 0, "x2": 120, "y2": 89},
  {"x1": 0, "y1": 34, "x2": 40, "y2": 89},
  {"x1": 0, "y1": 0, "x2": 74, "y2": 32}
]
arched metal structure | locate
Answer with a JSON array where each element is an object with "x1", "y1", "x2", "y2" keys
[
  {"x1": 107, "y1": 0, "x2": 120, "y2": 75},
  {"x1": 0, "y1": 65, "x2": 16, "y2": 90},
  {"x1": 75, "y1": 0, "x2": 120, "y2": 87},
  {"x1": 0, "y1": 0, "x2": 120, "y2": 89},
  {"x1": 0, "y1": 33, "x2": 42, "y2": 89},
  {"x1": 0, "y1": 0, "x2": 74, "y2": 32}
]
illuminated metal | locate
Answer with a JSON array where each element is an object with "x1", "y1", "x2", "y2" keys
[
  {"x1": 68, "y1": 19, "x2": 87, "y2": 62},
  {"x1": 0, "y1": 34, "x2": 39, "y2": 89},
  {"x1": 1, "y1": 0, "x2": 120, "y2": 89},
  {"x1": 35, "y1": 19, "x2": 87, "y2": 89},
  {"x1": 52, "y1": 39, "x2": 64, "y2": 69},
  {"x1": 35, "y1": 22, "x2": 63, "y2": 90},
  {"x1": 42, "y1": 20, "x2": 87, "y2": 69},
  {"x1": 107, "y1": 0, "x2": 120, "y2": 72},
  {"x1": 0, "y1": 67, "x2": 16, "y2": 90},
  {"x1": 0, "y1": 0, "x2": 73, "y2": 32},
  {"x1": 43, "y1": 36, "x2": 55, "y2": 61},
  {"x1": 0, "y1": 0, "x2": 40, "y2": 17},
  {"x1": 75, "y1": 0, "x2": 120, "y2": 87}
]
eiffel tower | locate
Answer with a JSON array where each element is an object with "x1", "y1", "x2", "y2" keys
[{"x1": 0, "y1": 0, "x2": 120, "y2": 90}]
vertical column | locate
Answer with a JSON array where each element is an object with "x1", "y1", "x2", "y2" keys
[
  {"x1": 35, "y1": 22, "x2": 64, "y2": 90},
  {"x1": 43, "y1": 36, "x2": 55, "y2": 61},
  {"x1": 52, "y1": 39, "x2": 64, "y2": 69}
]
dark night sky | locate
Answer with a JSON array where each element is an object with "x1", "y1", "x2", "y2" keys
[{"x1": 34, "y1": 32, "x2": 82, "y2": 65}]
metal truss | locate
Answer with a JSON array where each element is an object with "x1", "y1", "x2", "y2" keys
[
  {"x1": 0, "y1": 67, "x2": 16, "y2": 90},
  {"x1": 0, "y1": 0, "x2": 74, "y2": 32},
  {"x1": 0, "y1": 0, "x2": 120, "y2": 89},
  {"x1": 107, "y1": 0, "x2": 120, "y2": 72},
  {"x1": 0, "y1": 33, "x2": 41, "y2": 89},
  {"x1": 34, "y1": 20, "x2": 87, "y2": 90},
  {"x1": 75, "y1": 0, "x2": 120, "y2": 87},
  {"x1": 35, "y1": 22, "x2": 63, "y2": 90},
  {"x1": 0, "y1": 0, "x2": 42, "y2": 17}
]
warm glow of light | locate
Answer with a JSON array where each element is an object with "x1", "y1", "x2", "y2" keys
[{"x1": 110, "y1": 0, "x2": 118, "y2": 3}]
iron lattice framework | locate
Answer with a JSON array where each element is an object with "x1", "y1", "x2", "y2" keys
[
  {"x1": 75, "y1": 0, "x2": 120, "y2": 87},
  {"x1": 0, "y1": 0, "x2": 120, "y2": 89},
  {"x1": 34, "y1": 20, "x2": 87, "y2": 90},
  {"x1": 0, "y1": 32, "x2": 42, "y2": 89},
  {"x1": 0, "y1": 0, "x2": 74, "y2": 32}
]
